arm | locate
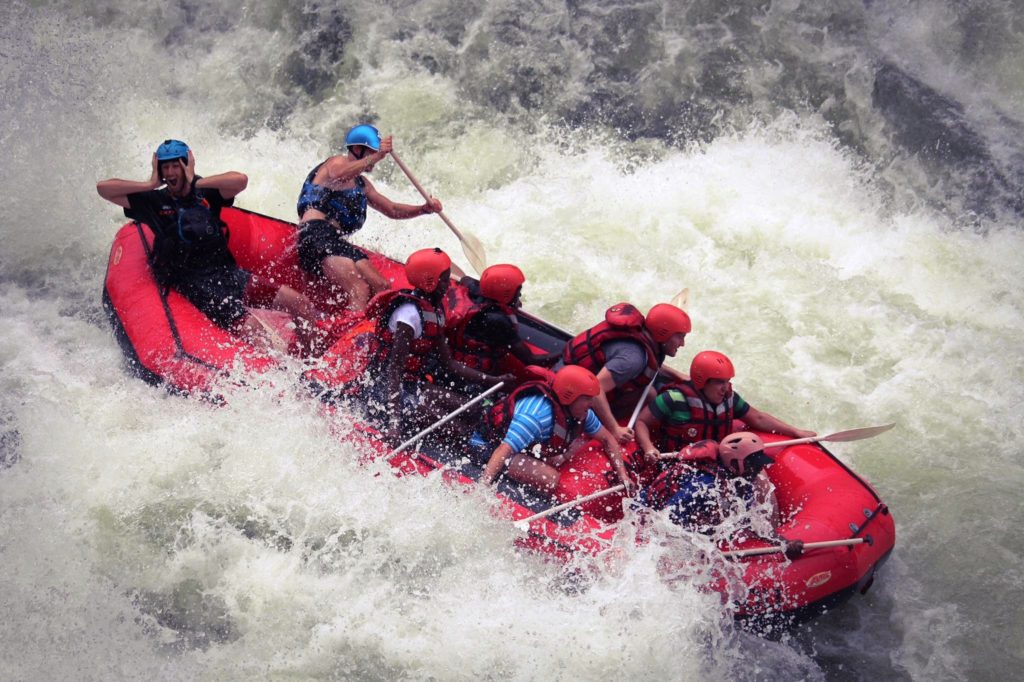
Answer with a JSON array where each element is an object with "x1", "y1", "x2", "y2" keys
[
  {"x1": 593, "y1": 367, "x2": 634, "y2": 443},
  {"x1": 741, "y1": 406, "x2": 816, "y2": 439},
  {"x1": 592, "y1": 426, "x2": 634, "y2": 494},
  {"x1": 96, "y1": 153, "x2": 160, "y2": 208},
  {"x1": 321, "y1": 135, "x2": 394, "y2": 185},
  {"x1": 195, "y1": 172, "x2": 248, "y2": 199},
  {"x1": 634, "y1": 407, "x2": 661, "y2": 463},
  {"x1": 185, "y1": 150, "x2": 247, "y2": 199},
  {"x1": 439, "y1": 336, "x2": 513, "y2": 387},
  {"x1": 382, "y1": 322, "x2": 415, "y2": 441},
  {"x1": 481, "y1": 442, "x2": 516, "y2": 485},
  {"x1": 365, "y1": 176, "x2": 442, "y2": 220},
  {"x1": 480, "y1": 403, "x2": 545, "y2": 485}
]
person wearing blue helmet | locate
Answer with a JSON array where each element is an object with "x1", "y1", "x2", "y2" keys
[
  {"x1": 296, "y1": 124, "x2": 443, "y2": 311},
  {"x1": 98, "y1": 140, "x2": 325, "y2": 351}
]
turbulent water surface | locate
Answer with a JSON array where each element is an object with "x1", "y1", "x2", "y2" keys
[{"x1": 2, "y1": 1, "x2": 1023, "y2": 680}]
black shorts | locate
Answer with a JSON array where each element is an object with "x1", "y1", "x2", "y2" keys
[
  {"x1": 297, "y1": 219, "x2": 368, "y2": 277},
  {"x1": 172, "y1": 266, "x2": 251, "y2": 330}
]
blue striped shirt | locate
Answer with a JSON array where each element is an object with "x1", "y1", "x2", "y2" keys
[{"x1": 470, "y1": 395, "x2": 602, "y2": 452}]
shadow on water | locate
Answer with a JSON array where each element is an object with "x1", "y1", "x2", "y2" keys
[{"x1": 872, "y1": 61, "x2": 1024, "y2": 224}]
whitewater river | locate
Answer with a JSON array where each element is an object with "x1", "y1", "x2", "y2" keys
[{"x1": 1, "y1": 2, "x2": 1022, "y2": 680}]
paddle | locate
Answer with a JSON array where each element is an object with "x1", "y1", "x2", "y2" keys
[
  {"x1": 762, "y1": 423, "x2": 895, "y2": 449},
  {"x1": 625, "y1": 287, "x2": 691, "y2": 429},
  {"x1": 513, "y1": 484, "x2": 626, "y2": 531},
  {"x1": 389, "y1": 151, "x2": 487, "y2": 275},
  {"x1": 657, "y1": 423, "x2": 896, "y2": 460},
  {"x1": 722, "y1": 538, "x2": 865, "y2": 559},
  {"x1": 387, "y1": 382, "x2": 506, "y2": 457}
]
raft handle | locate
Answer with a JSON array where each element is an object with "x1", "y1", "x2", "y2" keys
[{"x1": 849, "y1": 503, "x2": 888, "y2": 543}]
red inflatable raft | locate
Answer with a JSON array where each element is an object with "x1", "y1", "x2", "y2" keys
[{"x1": 103, "y1": 206, "x2": 895, "y2": 628}]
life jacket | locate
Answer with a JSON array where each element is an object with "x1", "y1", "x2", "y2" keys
[
  {"x1": 445, "y1": 281, "x2": 519, "y2": 373},
  {"x1": 155, "y1": 183, "x2": 233, "y2": 276},
  {"x1": 659, "y1": 381, "x2": 737, "y2": 448},
  {"x1": 561, "y1": 303, "x2": 663, "y2": 402},
  {"x1": 368, "y1": 288, "x2": 446, "y2": 383},
  {"x1": 296, "y1": 163, "x2": 368, "y2": 235},
  {"x1": 480, "y1": 380, "x2": 582, "y2": 458}
]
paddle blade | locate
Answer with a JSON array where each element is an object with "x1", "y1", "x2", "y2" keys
[
  {"x1": 671, "y1": 287, "x2": 690, "y2": 310},
  {"x1": 460, "y1": 230, "x2": 487, "y2": 274},
  {"x1": 822, "y1": 423, "x2": 896, "y2": 443}
]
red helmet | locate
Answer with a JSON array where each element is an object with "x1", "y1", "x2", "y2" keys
[
  {"x1": 480, "y1": 264, "x2": 525, "y2": 305},
  {"x1": 718, "y1": 432, "x2": 773, "y2": 476},
  {"x1": 405, "y1": 248, "x2": 451, "y2": 293},
  {"x1": 645, "y1": 303, "x2": 692, "y2": 343},
  {"x1": 551, "y1": 365, "x2": 601, "y2": 405},
  {"x1": 690, "y1": 350, "x2": 735, "y2": 390}
]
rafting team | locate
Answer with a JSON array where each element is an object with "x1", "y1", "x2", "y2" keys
[{"x1": 97, "y1": 126, "x2": 816, "y2": 555}]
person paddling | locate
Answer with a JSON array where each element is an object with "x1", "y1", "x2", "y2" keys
[
  {"x1": 444, "y1": 263, "x2": 561, "y2": 384},
  {"x1": 634, "y1": 350, "x2": 815, "y2": 465},
  {"x1": 97, "y1": 139, "x2": 324, "y2": 352},
  {"x1": 471, "y1": 365, "x2": 633, "y2": 495},
  {"x1": 559, "y1": 302, "x2": 692, "y2": 443},
  {"x1": 362, "y1": 248, "x2": 513, "y2": 442},
  {"x1": 635, "y1": 432, "x2": 805, "y2": 558},
  {"x1": 296, "y1": 124, "x2": 443, "y2": 311}
]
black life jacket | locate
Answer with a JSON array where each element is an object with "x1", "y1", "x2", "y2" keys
[
  {"x1": 480, "y1": 381, "x2": 581, "y2": 458},
  {"x1": 154, "y1": 183, "x2": 233, "y2": 277},
  {"x1": 445, "y1": 282, "x2": 518, "y2": 373}
]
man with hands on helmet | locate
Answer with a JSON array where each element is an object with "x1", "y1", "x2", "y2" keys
[
  {"x1": 296, "y1": 124, "x2": 444, "y2": 311},
  {"x1": 635, "y1": 432, "x2": 805, "y2": 559},
  {"x1": 364, "y1": 248, "x2": 515, "y2": 442},
  {"x1": 471, "y1": 365, "x2": 633, "y2": 495},
  {"x1": 97, "y1": 139, "x2": 324, "y2": 351},
  {"x1": 634, "y1": 350, "x2": 816, "y2": 465}
]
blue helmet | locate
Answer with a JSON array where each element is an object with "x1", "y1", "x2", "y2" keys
[
  {"x1": 344, "y1": 124, "x2": 381, "y2": 151},
  {"x1": 156, "y1": 139, "x2": 190, "y2": 163}
]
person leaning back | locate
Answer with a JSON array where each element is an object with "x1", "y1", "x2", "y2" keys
[{"x1": 97, "y1": 139, "x2": 323, "y2": 350}]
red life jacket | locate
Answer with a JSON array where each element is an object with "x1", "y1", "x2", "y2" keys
[
  {"x1": 480, "y1": 380, "x2": 581, "y2": 458},
  {"x1": 561, "y1": 303, "x2": 663, "y2": 401},
  {"x1": 659, "y1": 380, "x2": 737, "y2": 449},
  {"x1": 444, "y1": 285, "x2": 518, "y2": 373},
  {"x1": 368, "y1": 288, "x2": 446, "y2": 383}
]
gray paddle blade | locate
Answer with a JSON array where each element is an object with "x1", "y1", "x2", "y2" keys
[{"x1": 823, "y1": 423, "x2": 896, "y2": 442}]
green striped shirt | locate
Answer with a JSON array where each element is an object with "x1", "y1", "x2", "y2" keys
[{"x1": 649, "y1": 388, "x2": 750, "y2": 425}]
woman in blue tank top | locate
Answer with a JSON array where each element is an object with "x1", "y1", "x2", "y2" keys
[{"x1": 296, "y1": 124, "x2": 443, "y2": 311}]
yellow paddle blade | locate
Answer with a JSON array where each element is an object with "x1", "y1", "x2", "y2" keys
[
  {"x1": 670, "y1": 287, "x2": 689, "y2": 310},
  {"x1": 459, "y1": 229, "x2": 487, "y2": 275}
]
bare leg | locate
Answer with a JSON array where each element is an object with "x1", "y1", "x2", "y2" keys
[
  {"x1": 270, "y1": 285, "x2": 328, "y2": 355},
  {"x1": 235, "y1": 314, "x2": 288, "y2": 353},
  {"x1": 354, "y1": 259, "x2": 390, "y2": 296},
  {"x1": 322, "y1": 255, "x2": 371, "y2": 310},
  {"x1": 506, "y1": 454, "x2": 561, "y2": 494}
]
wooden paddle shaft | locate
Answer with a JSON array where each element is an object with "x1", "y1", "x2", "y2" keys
[{"x1": 389, "y1": 152, "x2": 464, "y2": 239}]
